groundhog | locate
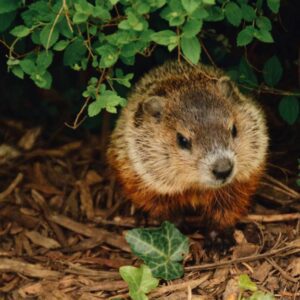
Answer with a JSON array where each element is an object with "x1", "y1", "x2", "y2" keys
[{"x1": 107, "y1": 61, "x2": 268, "y2": 239}]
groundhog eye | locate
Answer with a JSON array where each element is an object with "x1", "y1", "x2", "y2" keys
[
  {"x1": 176, "y1": 133, "x2": 191, "y2": 150},
  {"x1": 231, "y1": 124, "x2": 237, "y2": 138}
]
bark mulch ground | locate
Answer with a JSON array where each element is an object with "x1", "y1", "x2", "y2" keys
[{"x1": 0, "y1": 119, "x2": 299, "y2": 299}]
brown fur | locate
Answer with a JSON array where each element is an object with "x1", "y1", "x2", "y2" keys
[{"x1": 107, "y1": 62, "x2": 268, "y2": 230}]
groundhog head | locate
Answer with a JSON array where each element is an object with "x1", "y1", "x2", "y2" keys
[{"x1": 129, "y1": 76, "x2": 268, "y2": 194}]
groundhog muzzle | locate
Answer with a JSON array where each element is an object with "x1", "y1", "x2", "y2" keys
[{"x1": 107, "y1": 61, "x2": 268, "y2": 232}]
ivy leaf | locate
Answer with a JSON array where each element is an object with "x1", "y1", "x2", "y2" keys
[
  {"x1": 267, "y1": 0, "x2": 280, "y2": 13},
  {"x1": 238, "y1": 274, "x2": 257, "y2": 292},
  {"x1": 279, "y1": 96, "x2": 299, "y2": 125},
  {"x1": 125, "y1": 221, "x2": 189, "y2": 280},
  {"x1": 263, "y1": 55, "x2": 282, "y2": 87},
  {"x1": 248, "y1": 291, "x2": 275, "y2": 300},
  {"x1": 40, "y1": 24, "x2": 59, "y2": 49},
  {"x1": 119, "y1": 265, "x2": 159, "y2": 300},
  {"x1": 10, "y1": 25, "x2": 31, "y2": 37},
  {"x1": 237, "y1": 26, "x2": 254, "y2": 46},
  {"x1": 225, "y1": 2, "x2": 242, "y2": 27},
  {"x1": 181, "y1": 36, "x2": 201, "y2": 64},
  {"x1": 182, "y1": 19, "x2": 203, "y2": 38}
]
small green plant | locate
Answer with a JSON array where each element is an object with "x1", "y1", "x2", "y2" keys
[
  {"x1": 119, "y1": 264, "x2": 159, "y2": 300},
  {"x1": 238, "y1": 274, "x2": 275, "y2": 300},
  {"x1": 2, "y1": 0, "x2": 299, "y2": 126},
  {"x1": 125, "y1": 221, "x2": 189, "y2": 280}
]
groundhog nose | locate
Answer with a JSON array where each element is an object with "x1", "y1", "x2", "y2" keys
[{"x1": 212, "y1": 158, "x2": 233, "y2": 180}]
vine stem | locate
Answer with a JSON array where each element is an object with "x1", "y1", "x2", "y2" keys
[{"x1": 65, "y1": 69, "x2": 107, "y2": 130}]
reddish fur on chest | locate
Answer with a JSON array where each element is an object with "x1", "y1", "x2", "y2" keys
[{"x1": 111, "y1": 154, "x2": 262, "y2": 230}]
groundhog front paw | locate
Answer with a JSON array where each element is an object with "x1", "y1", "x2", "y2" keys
[{"x1": 204, "y1": 228, "x2": 235, "y2": 255}]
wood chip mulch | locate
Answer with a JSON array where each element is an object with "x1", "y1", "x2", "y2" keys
[{"x1": 0, "y1": 120, "x2": 299, "y2": 300}]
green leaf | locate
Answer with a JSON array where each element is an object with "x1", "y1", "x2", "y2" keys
[
  {"x1": 206, "y1": 6, "x2": 224, "y2": 21},
  {"x1": 63, "y1": 38, "x2": 87, "y2": 66},
  {"x1": 53, "y1": 40, "x2": 69, "y2": 51},
  {"x1": 181, "y1": 36, "x2": 201, "y2": 64},
  {"x1": 181, "y1": 0, "x2": 200, "y2": 14},
  {"x1": 73, "y1": 12, "x2": 89, "y2": 24},
  {"x1": 96, "y1": 44, "x2": 119, "y2": 68},
  {"x1": 238, "y1": 58, "x2": 258, "y2": 88},
  {"x1": 0, "y1": 12, "x2": 16, "y2": 32},
  {"x1": 10, "y1": 25, "x2": 31, "y2": 37},
  {"x1": 160, "y1": 6, "x2": 186, "y2": 26},
  {"x1": 40, "y1": 24, "x2": 59, "y2": 49},
  {"x1": 279, "y1": 96, "x2": 299, "y2": 125},
  {"x1": 237, "y1": 26, "x2": 254, "y2": 46},
  {"x1": 119, "y1": 265, "x2": 159, "y2": 300},
  {"x1": 20, "y1": 58, "x2": 36, "y2": 75},
  {"x1": 0, "y1": 0, "x2": 21, "y2": 13},
  {"x1": 151, "y1": 30, "x2": 177, "y2": 46},
  {"x1": 248, "y1": 291, "x2": 275, "y2": 300},
  {"x1": 238, "y1": 274, "x2": 257, "y2": 292},
  {"x1": 126, "y1": 221, "x2": 189, "y2": 280},
  {"x1": 256, "y1": 16, "x2": 272, "y2": 31},
  {"x1": 31, "y1": 70, "x2": 52, "y2": 89},
  {"x1": 88, "y1": 90, "x2": 127, "y2": 116},
  {"x1": 11, "y1": 65, "x2": 24, "y2": 79},
  {"x1": 113, "y1": 69, "x2": 134, "y2": 87},
  {"x1": 225, "y1": 2, "x2": 242, "y2": 27},
  {"x1": 267, "y1": 0, "x2": 280, "y2": 13},
  {"x1": 182, "y1": 19, "x2": 203, "y2": 38},
  {"x1": 37, "y1": 51, "x2": 53, "y2": 70},
  {"x1": 119, "y1": 10, "x2": 147, "y2": 31},
  {"x1": 88, "y1": 99, "x2": 103, "y2": 117},
  {"x1": 263, "y1": 56, "x2": 282, "y2": 87},
  {"x1": 202, "y1": 0, "x2": 215, "y2": 4},
  {"x1": 254, "y1": 29, "x2": 274, "y2": 43},
  {"x1": 240, "y1": 4, "x2": 256, "y2": 22},
  {"x1": 92, "y1": 6, "x2": 111, "y2": 20}
]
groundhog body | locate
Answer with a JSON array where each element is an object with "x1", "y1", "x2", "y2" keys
[{"x1": 107, "y1": 62, "x2": 268, "y2": 230}]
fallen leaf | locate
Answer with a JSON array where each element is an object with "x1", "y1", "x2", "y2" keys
[
  {"x1": 223, "y1": 278, "x2": 239, "y2": 300},
  {"x1": 0, "y1": 144, "x2": 20, "y2": 164},
  {"x1": 232, "y1": 243, "x2": 259, "y2": 259},
  {"x1": 288, "y1": 257, "x2": 300, "y2": 277},
  {"x1": 85, "y1": 170, "x2": 103, "y2": 185},
  {"x1": 25, "y1": 230, "x2": 61, "y2": 249},
  {"x1": 252, "y1": 262, "x2": 272, "y2": 282},
  {"x1": 18, "y1": 127, "x2": 42, "y2": 150}
]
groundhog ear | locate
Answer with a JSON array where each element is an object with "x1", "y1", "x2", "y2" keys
[
  {"x1": 143, "y1": 96, "x2": 165, "y2": 119},
  {"x1": 217, "y1": 76, "x2": 234, "y2": 98}
]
